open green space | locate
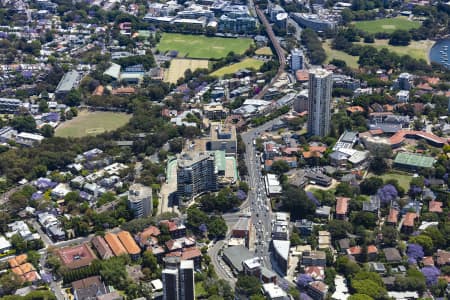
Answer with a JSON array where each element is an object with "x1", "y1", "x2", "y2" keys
[
  {"x1": 157, "y1": 33, "x2": 253, "y2": 59},
  {"x1": 353, "y1": 16, "x2": 421, "y2": 34},
  {"x1": 323, "y1": 40, "x2": 360, "y2": 69},
  {"x1": 255, "y1": 46, "x2": 273, "y2": 56},
  {"x1": 211, "y1": 58, "x2": 264, "y2": 77},
  {"x1": 356, "y1": 39, "x2": 433, "y2": 62},
  {"x1": 369, "y1": 172, "x2": 412, "y2": 191},
  {"x1": 55, "y1": 111, "x2": 131, "y2": 138}
]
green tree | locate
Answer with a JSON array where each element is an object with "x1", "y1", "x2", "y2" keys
[
  {"x1": 39, "y1": 99, "x2": 49, "y2": 113},
  {"x1": 389, "y1": 30, "x2": 412, "y2": 46},
  {"x1": 409, "y1": 235, "x2": 434, "y2": 255},
  {"x1": 236, "y1": 275, "x2": 262, "y2": 296},
  {"x1": 40, "y1": 124, "x2": 55, "y2": 138},
  {"x1": 207, "y1": 216, "x2": 227, "y2": 238},
  {"x1": 0, "y1": 272, "x2": 22, "y2": 294},
  {"x1": 348, "y1": 294, "x2": 374, "y2": 300},
  {"x1": 327, "y1": 220, "x2": 353, "y2": 240},
  {"x1": 270, "y1": 160, "x2": 290, "y2": 175},
  {"x1": 351, "y1": 279, "x2": 387, "y2": 300},
  {"x1": 11, "y1": 114, "x2": 36, "y2": 132}
]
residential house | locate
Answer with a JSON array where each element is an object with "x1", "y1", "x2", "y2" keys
[
  {"x1": 383, "y1": 248, "x2": 402, "y2": 264},
  {"x1": 335, "y1": 197, "x2": 349, "y2": 220},
  {"x1": 402, "y1": 212, "x2": 417, "y2": 234},
  {"x1": 307, "y1": 281, "x2": 328, "y2": 300},
  {"x1": 347, "y1": 245, "x2": 378, "y2": 262}
]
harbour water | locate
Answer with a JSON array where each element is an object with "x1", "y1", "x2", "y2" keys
[{"x1": 429, "y1": 38, "x2": 450, "y2": 69}]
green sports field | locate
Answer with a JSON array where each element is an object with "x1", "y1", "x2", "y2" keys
[
  {"x1": 157, "y1": 33, "x2": 253, "y2": 59},
  {"x1": 55, "y1": 111, "x2": 131, "y2": 138},
  {"x1": 353, "y1": 17, "x2": 420, "y2": 34},
  {"x1": 211, "y1": 58, "x2": 264, "y2": 77}
]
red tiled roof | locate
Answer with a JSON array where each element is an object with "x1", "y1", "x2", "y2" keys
[
  {"x1": 347, "y1": 245, "x2": 377, "y2": 255},
  {"x1": 295, "y1": 70, "x2": 309, "y2": 82},
  {"x1": 389, "y1": 130, "x2": 448, "y2": 146},
  {"x1": 403, "y1": 212, "x2": 417, "y2": 227},
  {"x1": 422, "y1": 256, "x2": 434, "y2": 266},
  {"x1": 387, "y1": 208, "x2": 399, "y2": 224},
  {"x1": 304, "y1": 266, "x2": 325, "y2": 280},
  {"x1": 429, "y1": 200, "x2": 443, "y2": 213},
  {"x1": 336, "y1": 197, "x2": 350, "y2": 215},
  {"x1": 104, "y1": 233, "x2": 127, "y2": 256},
  {"x1": 181, "y1": 247, "x2": 202, "y2": 260},
  {"x1": 417, "y1": 83, "x2": 433, "y2": 91},
  {"x1": 346, "y1": 106, "x2": 365, "y2": 114},
  {"x1": 117, "y1": 231, "x2": 141, "y2": 256}
]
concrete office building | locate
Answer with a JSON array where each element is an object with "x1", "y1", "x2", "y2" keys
[
  {"x1": 294, "y1": 90, "x2": 309, "y2": 113},
  {"x1": 206, "y1": 123, "x2": 237, "y2": 154},
  {"x1": 128, "y1": 183, "x2": 152, "y2": 218},
  {"x1": 291, "y1": 13, "x2": 337, "y2": 31},
  {"x1": 177, "y1": 151, "x2": 218, "y2": 201},
  {"x1": 162, "y1": 257, "x2": 195, "y2": 300},
  {"x1": 307, "y1": 68, "x2": 333, "y2": 137},
  {"x1": 290, "y1": 48, "x2": 304, "y2": 71},
  {"x1": 55, "y1": 70, "x2": 80, "y2": 97}
]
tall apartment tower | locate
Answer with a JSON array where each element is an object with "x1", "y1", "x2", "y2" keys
[
  {"x1": 177, "y1": 151, "x2": 217, "y2": 201},
  {"x1": 290, "y1": 48, "x2": 304, "y2": 71},
  {"x1": 162, "y1": 257, "x2": 195, "y2": 300},
  {"x1": 307, "y1": 68, "x2": 333, "y2": 137},
  {"x1": 128, "y1": 183, "x2": 152, "y2": 218}
]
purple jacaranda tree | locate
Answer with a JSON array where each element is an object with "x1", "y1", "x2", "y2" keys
[
  {"x1": 236, "y1": 190, "x2": 247, "y2": 201},
  {"x1": 409, "y1": 185, "x2": 422, "y2": 197},
  {"x1": 199, "y1": 223, "x2": 208, "y2": 234},
  {"x1": 421, "y1": 266, "x2": 440, "y2": 286},
  {"x1": 296, "y1": 274, "x2": 313, "y2": 288},
  {"x1": 406, "y1": 243, "x2": 424, "y2": 264},
  {"x1": 377, "y1": 184, "x2": 398, "y2": 205}
]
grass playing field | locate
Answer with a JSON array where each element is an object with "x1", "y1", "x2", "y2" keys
[
  {"x1": 323, "y1": 40, "x2": 360, "y2": 69},
  {"x1": 165, "y1": 58, "x2": 210, "y2": 83},
  {"x1": 356, "y1": 39, "x2": 433, "y2": 62},
  {"x1": 353, "y1": 16, "x2": 420, "y2": 34},
  {"x1": 255, "y1": 47, "x2": 273, "y2": 56},
  {"x1": 157, "y1": 33, "x2": 253, "y2": 59},
  {"x1": 211, "y1": 58, "x2": 264, "y2": 77},
  {"x1": 55, "y1": 111, "x2": 131, "y2": 138}
]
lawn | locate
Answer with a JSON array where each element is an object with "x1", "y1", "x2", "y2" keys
[
  {"x1": 211, "y1": 58, "x2": 264, "y2": 77},
  {"x1": 353, "y1": 16, "x2": 421, "y2": 34},
  {"x1": 370, "y1": 172, "x2": 412, "y2": 191},
  {"x1": 356, "y1": 39, "x2": 433, "y2": 62},
  {"x1": 157, "y1": 33, "x2": 253, "y2": 59},
  {"x1": 165, "y1": 58, "x2": 209, "y2": 83},
  {"x1": 323, "y1": 40, "x2": 360, "y2": 69},
  {"x1": 255, "y1": 46, "x2": 273, "y2": 56},
  {"x1": 55, "y1": 111, "x2": 131, "y2": 138}
]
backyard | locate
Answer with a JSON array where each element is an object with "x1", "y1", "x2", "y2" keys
[
  {"x1": 55, "y1": 111, "x2": 131, "y2": 138},
  {"x1": 157, "y1": 33, "x2": 253, "y2": 59}
]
